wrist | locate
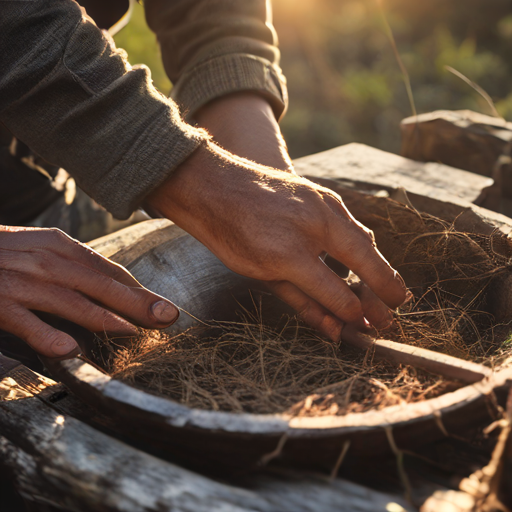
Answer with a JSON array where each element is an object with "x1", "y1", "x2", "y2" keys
[
  {"x1": 146, "y1": 140, "x2": 283, "y2": 232},
  {"x1": 194, "y1": 92, "x2": 293, "y2": 172}
]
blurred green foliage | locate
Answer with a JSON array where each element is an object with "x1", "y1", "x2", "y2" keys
[
  {"x1": 113, "y1": 1, "x2": 171, "y2": 95},
  {"x1": 115, "y1": 0, "x2": 512, "y2": 158}
]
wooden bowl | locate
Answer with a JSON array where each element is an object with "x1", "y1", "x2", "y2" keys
[{"x1": 43, "y1": 179, "x2": 512, "y2": 471}]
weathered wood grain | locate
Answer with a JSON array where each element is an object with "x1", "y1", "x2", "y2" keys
[
  {"x1": 3, "y1": 142, "x2": 511, "y2": 511},
  {"x1": 0, "y1": 356, "x2": 413, "y2": 512},
  {"x1": 89, "y1": 220, "x2": 278, "y2": 334},
  {"x1": 341, "y1": 328, "x2": 492, "y2": 384},
  {"x1": 294, "y1": 141, "x2": 493, "y2": 205}
]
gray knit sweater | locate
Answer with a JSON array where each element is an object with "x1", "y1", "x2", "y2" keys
[{"x1": 0, "y1": 0, "x2": 287, "y2": 219}]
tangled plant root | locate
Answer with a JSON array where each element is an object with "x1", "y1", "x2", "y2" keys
[
  {"x1": 371, "y1": 203, "x2": 512, "y2": 364},
  {"x1": 105, "y1": 196, "x2": 512, "y2": 416},
  {"x1": 107, "y1": 320, "x2": 455, "y2": 416}
]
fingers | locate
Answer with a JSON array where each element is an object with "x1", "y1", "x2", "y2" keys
[
  {"x1": 50, "y1": 260, "x2": 179, "y2": 328},
  {"x1": 5, "y1": 250, "x2": 179, "y2": 329},
  {"x1": 348, "y1": 276, "x2": 394, "y2": 329},
  {"x1": 268, "y1": 270, "x2": 393, "y2": 340},
  {"x1": 0, "y1": 227, "x2": 180, "y2": 360},
  {"x1": 18, "y1": 282, "x2": 139, "y2": 336},
  {"x1": 324, "y1": 206, "x2": 408, "y2": 309},
  {"x1": 44, "y1": 229, "x2": 143, "y2": 288},
  {"x1": 290, "y1": 259, "x2": 367, "y2": 330},
  {"x1": 267, "y1": 280, "x2": 344, "y2": 341},
  {"x1": 3, "y1": 227, "x2": 142, "y2": 288},
  {"x1": 61, "y1": 244, "x2": 143, "y2": 289},
  {"x1": 0, "y1": 302, "x2": 80, "y2": 358}
]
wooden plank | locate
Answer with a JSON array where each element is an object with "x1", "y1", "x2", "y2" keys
[
  {"x1": 89, "y1": 218, "x2": 171, "y2": 260},
  {"x1": 0, "y1": 354, "x2": 57, "y2": 402},
  {"x1": 294, "y1": 142, "x2": 492, "y2": 205}
]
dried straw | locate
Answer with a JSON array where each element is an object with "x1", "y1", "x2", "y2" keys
[{"x1": 106, "y1": 321, "x2": 455, "y2": 416}]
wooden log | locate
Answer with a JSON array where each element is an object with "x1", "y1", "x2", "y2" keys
[{"x1": 0, "y1": 355, "x2": 414, "y2": 512}]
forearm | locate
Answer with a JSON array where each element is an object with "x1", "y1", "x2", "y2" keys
[
  {"x1": 0, "y1": 0, "x2": 207, "y2": 220},
  {"x1": 194, "y1": 92, "x2": 293, "y2": 172}
]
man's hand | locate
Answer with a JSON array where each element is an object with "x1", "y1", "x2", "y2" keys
[
  {"x1": 147, "y1": 142, "x2": 408, "y2": 341},
  {"x1": 0, "y1": 226, "x2": 179, "y2": 358},
  {"x1": 194, "y1": 92, "x2": 294, "y2": 172}
]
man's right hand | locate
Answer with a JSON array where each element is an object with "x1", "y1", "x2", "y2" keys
[
  {"x1": 148, "y1": 142, "x2": 409, "y2": 341},
  {"x1": 0, "y1": 226, "x2": 179, "y2": 358}
]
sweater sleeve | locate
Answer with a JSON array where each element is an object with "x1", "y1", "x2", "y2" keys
[
  {"x1": 0, "y1": 0, "x2": 209, "y2": 219},
  {"x1": 144, "y1": 0, "x2": 288, "y2": 121}
]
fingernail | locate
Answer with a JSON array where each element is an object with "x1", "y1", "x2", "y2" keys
[
  {"x1": 151, "y1": 300, "x2": 179, "y2": 324},
  {"x1": 51, "y1": 338, "x2": 80, "y2": 358},
  {"x1": 320, "y1": 315, "x2": 344, "y2": 342}
]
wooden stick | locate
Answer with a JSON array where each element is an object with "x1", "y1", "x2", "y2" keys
[{"x1": 342, "y1": 327, "x2": 492, "y2": 383}]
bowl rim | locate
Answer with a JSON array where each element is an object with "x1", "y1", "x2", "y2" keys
[{"x1": 45, "y1": 356, "x2": 512, "y2": 438}]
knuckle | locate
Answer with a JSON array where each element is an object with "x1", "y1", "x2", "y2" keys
[
  {"x1": 297, "y1": 300, "x2": 313, "y2": 319},
  {"x1": 34, "y1": 250, "x2": 56, "y2": 274},
  {"x1": 348, "y1": 234, "x2": 377, "y2": 261},
  {"x1": 335, "y1": 295, "x2": 362, "y2": 322},
  {"x1": 92, "y1": 308, "x2": 116, "y2": 331},
  {"x1": 0, "y1": 270, "x2": 16, "y2": 295},
  {"x1": 0, "y1": 300, "x2": 21, "y2": 319},
  {"x1": 65, "y1": 292, "x2": 87, "y2": 312},
  {"x1": 26, "y1": 324, "x2": 58, "y2": 349},
  {"x1": 102, "y1": 275, "x2": 120, "y2": 295},
  {"x1": 322, "y1": 190, "x2": 347, "y2": 213},
  {"x1": 131, "y1": 287, "x2": 150, "y2": 306},
  {"x1": 46, "y1": 227, "x2": 68, "y2": 244}
]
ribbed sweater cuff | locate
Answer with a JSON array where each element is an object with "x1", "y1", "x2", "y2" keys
[{"x1": 171, "y1": 54, "x2": 288, "y2": 121}]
